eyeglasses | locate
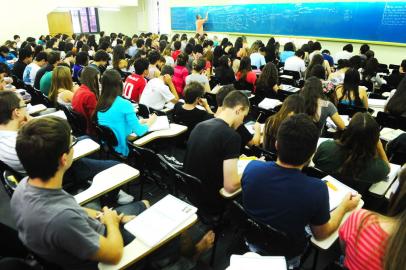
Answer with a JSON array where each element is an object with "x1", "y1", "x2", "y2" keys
[{"x1": 69, "y1": 136, "x2": 78, "y2": 149}]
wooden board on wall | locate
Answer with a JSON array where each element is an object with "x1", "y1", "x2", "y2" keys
[{"x1": 47, "y1": 12, "x2": 74, "y2": 36}]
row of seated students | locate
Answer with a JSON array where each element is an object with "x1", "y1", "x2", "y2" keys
[{"x1": 1, "y1": 32, "x2": 406, "y2": 269}]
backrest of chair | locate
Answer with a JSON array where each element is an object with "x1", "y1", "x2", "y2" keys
[
  {"x1": 137, "y1": 103, "x2": 150, "y2": 118},
  {"x1": 0, "y1": 223, "x2": 28, "y2": 258},
  {"x1": 376, "y1": 111, "x2": 406, "y2": 131},
  {"x1": 250, "y1": 146, "x2": 277, "y2": 161},
  {"x1": 228, "y1": 201, "x2": 295, "y2": 257},
  {"x1": 234, "y1": 79, "x2": 254, "y2": 92},
  {"x1": 337, "y1": 103, "x2": 367, "y2": 117},
  {"x1": 389, "y1": 64, "x2": 400, "y2": 71},
  {"x1": 302, "y1": 166, "x2": 328, "y2": 179},
  {"x1": 94, "y1": 125, "x2": 118, "y2": 154},
  {"x1": 157, "y1": 154, "x2": 203, "y2": 205},
  {"x1": 0, "y1": 160, "x2": 22, "y2": 197},
  {"x1": 283, "y1": 70, "x2": 300, "y2": 80},
  {"x1": 378, "y1": 63, "x2": 389, "y2": 74},
  {"x1": 58, "y1": 104, "x2": 87, "y2": 136},
  {"x1": 0, "y1": 258, "x2": 34, "y2": 270}
]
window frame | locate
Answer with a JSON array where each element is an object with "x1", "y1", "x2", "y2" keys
[{"x1": 71, "y1": 7, "x2": 100, "y2": 34}]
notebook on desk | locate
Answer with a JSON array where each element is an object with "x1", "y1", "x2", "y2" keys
[
  {"x1": 148, "y1": 116, "x2": 170, "y2": 132},
  {"x1": 238, "y1": 156, "x2": 258, "y2": 175},
  {"x1": 385, "y1": 163, "x2": 401, "y2": 183},
  {"x1": 368, "y1": 98, "x2": 387, "y2": 108},
  {"x1": 27, "y1": 104, "x2": 47, "y2": 115},
  {"x1": 322, "y1": 175, "x2": 357, "y2": 211},
  {"x1": 380, "y1": 128, "x2": 405, "y2": 142},
  {"x1": 244, "y1": 121, "x2": 265, "y2": 135},
  {"x1": 124, "y1": 195, "x2": 197, "y2": 247},
  {"x1": 258, "y1": 98, "x2": 282, "y2": 110}
]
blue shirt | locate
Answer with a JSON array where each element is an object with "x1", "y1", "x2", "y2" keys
[
  {"x1": 97, "y1": 96, "x2": 148, "y2": 156},
  {"x1": 72, "y1": 64, "x2": 84, "y2": 82},
  {"x1": 242, "y1": 161, "x2": 330, "y2": 254},
  {"x1": 323, "y1": 53, "x2": 334, "y2": 67},
  {"x1": 280, "y1": 51, "x2": 295, "y2": 63},
  {"x1": 250, "y1": 53, "x2": 266, "y2": 68}
]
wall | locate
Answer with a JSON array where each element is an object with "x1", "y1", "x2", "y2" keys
[{"x1": 162, "y1": 0, "x2": 406, "y2": 65}]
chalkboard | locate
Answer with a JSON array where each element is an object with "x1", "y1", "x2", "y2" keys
[{"x1": 171, "y1": 2, "x2": 406, "y2": 44}]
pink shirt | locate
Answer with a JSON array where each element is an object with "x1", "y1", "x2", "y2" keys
[{"x1": 172, "y1": 65, "x2": 189, "y2": 96}]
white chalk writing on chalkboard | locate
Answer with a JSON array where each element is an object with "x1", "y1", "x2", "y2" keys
[{"x1": 382, "y1": 3, "x2": 406, "y2": 26}]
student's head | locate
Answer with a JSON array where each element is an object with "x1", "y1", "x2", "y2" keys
[
  {"x1": 162, "y1": 45, "x2": 172, "y2": 57},
  {"x1": 309, "y1": 64, "x2": 326, "y2": 80},
  {"x1": 148, "y1": 50, "x2": 160, "y2": 65},
  {"x1": 283, "y1": 42, "x2": 294, "y2": 52},
  {"x1": 276, "y1": 113, "x2": 319, "y2": 166},
  {"x1": 300, "y1": 76, "x2": 324, "y2": 118},
  {"x1": 216, "y1": 84, "x2": 236, "y2": 107},
  {"x1": 75, "y1": 51, "x2": 89, "y2": 66},
  {"x1": 349, "y1": 55, "x2": 362, "y2": 70},
  {"x1": 338, "y1": 113, "x2": 380, "y2": 177},
  {"x1": 13, "y1": 35, "x2": 20, "y2": 42},
  {"x1": 383, "y1": 165, "x2": 406, "y2": 270},
  {"x1": 0, "y1": 91, "x2": 27, "y2": 126},
  {"x1": 238, "y1": 56, "x2": 252, "y2": 73},
  {"x1": 263, "y1": 94, "x2": 305, "y2": 150},
  {"x1": 136, "y1": 38, "x2": 145, "y2": 49},
  {"x1": 322, "y1": 49, "x2": 330, "y2": 55},
  {"x1": 80, "y1": 66, "x2": 100, "y2": 98},
  {"x1": 174, "y1": 41, "x2": 182, "y2": 51},
  {"x1": 218, "y1": 55, "x2": 231, "y2": 68},
  {"x1": 16, "y1": 117, "x2": 73, "y2": 181},
  {"x1": 96, "y1": 69, "x2": 123, "y2": 113},
  {"x1": 341, "y1": 68, "x2": 362, "y2": 105},
  {"x1": 385, "y1": 77, "x2": 406, "y2": 116},
  {"x1": 94, "y1": 50, "x2": 110, "y2": 66},
  {"x1": 48, "y1": 66, "x2": 73, "y2": 104},
  {"x1": 343, "y1": 44, "x2": 353, "y2": 53},
  {"x1": 34, "y1": 51, "x2": 48, "y2": 67},
  {"x1": 47, "y1": 51, "x2": 61, "y2": 66},
  {"x1": 360, "y1": 44, "x2": 370, "y2": 55},
  {"x1": 306, "y1": 54, "x2": 324, "y2": 79},
  {"x1": 192, "y1": 58, "x2": 206, "y2": 73},
  {"x1": 134, "y1": 58, "x2": 149, "y2": 76},
  {"x1": 365, "y1": 50, "x2": 375, "y2": 60},
  {"x1": 183, "y1": 82, "x2": 205, "y2": 104},
  {"x1": 363, "y1": 57, "x2": 379, "y2": 78},
  {"x1": 312, "y1": 42, "x2": 322, "y2": 51},
  {"x1": 18, "y1": 48, "x2": 33, "y2": 64},
  {"x1": 295, "y1": 49, "x2": 305, "y2": 59},
  {"x1": 0, "y1": 45, "x2": 10, "y2": 57},
  {"x1": 257, "y1": 62, "x2": 278, "y2": 90},
  {"x1": 176, "y1": 53, "x2": 188, "y2": 67},
  {"x1": 337, "y1": 59, "x2": 350, "y2": 70},
  {"x1": 222, "y1": 91, "x2": 250, "y2": 128},
  {"x1": 112, "y1": 45, "x2": 126, "y2": 69},
  {"x1": 161, "y1": 65, "x2": 174, "y2": 77},
  {"x1": 400, "y1": 59, "x2": 406, "y2": 73}
]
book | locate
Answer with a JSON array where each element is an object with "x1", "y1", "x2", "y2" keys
[
  {"x1": 380, "y1": 128, "x2": 405, "y2": 142},
  {"x1": 258, "y1": 98, "x2": 282, "y2": 110},
  {"x1": 228, "y1": 254, "x2": 287, "y2": 270},
  {"x1": 148, "y1": 115, "x2": 170, "y2": 132},
  {"x1": 322, "y1": 175, "x2": 357, "y2": 211},
  {"x1": 124, "y1": 195, "x2": 197, "y2": 247}
]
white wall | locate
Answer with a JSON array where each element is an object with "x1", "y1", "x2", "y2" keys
[{"x1": 162, "y1": 0, "x2": 406, "y2": 65}]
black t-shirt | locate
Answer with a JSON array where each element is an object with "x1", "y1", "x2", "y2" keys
[
  {"x1": 184, "y1": 118, "x2": 241, "y2": 214},
  {"x1": 12, "y1": 60, "x2": 27, "y2": 80},
  {"x1": 34, "y1": 64, "x2": 53, "y2": 89},
  {"x1": 214, "y1": 67, "x2": 236, "y2": 85},
  {"x1": 236, "y1": 125, "x2": 254, "y2": 151},
  {"x1": 173, "y1": 102, "x2": 213, "y2": 132},
  {"x1": 242, "y1": 161, "x2": 330, "y2": 255}
]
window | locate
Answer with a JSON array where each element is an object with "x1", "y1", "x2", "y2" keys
[{"x1": 70, "y1": 7, "x2": 100, "y2": 33}]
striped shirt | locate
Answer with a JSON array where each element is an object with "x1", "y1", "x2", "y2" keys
[
  {"x1": 339, "y1": 209, "x2": 388, "y2": 270},
  {"x1": 0, "y1": 131, "x2": 26, "y2": 174}
]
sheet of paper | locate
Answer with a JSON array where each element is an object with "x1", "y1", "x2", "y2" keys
[
  {"x1": 380, "y1": 128, "x2": 405, "y2": 142},
  {"x1": 326, "y1": 115, "x2": 350, "y2": 129},
  {"x1": 244, "y1": 121, "x2": 265, "y2": 135},
  {"x1": 148, "y1": 115, "x2": 170, "y2": 132},
  {"x1": 258, "y1": 98, "x2": 282, "y2": 110},
  {"x1": 124, "y1": 195, "x2": 197, "y2": 247},
  {"x1": 238, "y1": 157, "x2": 257, "y2": 175},
  {"x1": 322, "y1": 175, "x2": 357, "y2": 211},
  {"x1": 368, "y1": 98, "x2": 387, "y2": 108},
  {"x1": 229, "y1": 254, "x2": 287, "y2": 270}
]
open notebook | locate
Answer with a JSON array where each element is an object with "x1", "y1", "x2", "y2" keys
[
  {"x1": 228, "y1": 254, "x2": 287, "y2": 270},
  {"x1": 124, "y1": 195, "x2": 197, "y2": 247},
  {"x1": 380, "y1": 127, "x2": 405, "y2": 142},
  {"x1": 148, "y1": 115, "x2": 170, "y2": 132},
  {"x1": 244, "y1": 121, "x2": 265, "y2": 135},
  {"x1": 258, "y1": 98, "x2": 282, "y2": 110},
  {"x1": 322, "y1": 175, "x2": 358, "y2": 211}
]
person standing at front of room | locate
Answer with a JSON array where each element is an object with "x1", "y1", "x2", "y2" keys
[{"x1": 196, "y1": 12, "x2": 209, "y2": 36}]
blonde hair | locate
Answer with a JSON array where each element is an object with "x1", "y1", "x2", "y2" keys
[{"x1": 48, "y1": 66, "x2": 73, "y2": 104}]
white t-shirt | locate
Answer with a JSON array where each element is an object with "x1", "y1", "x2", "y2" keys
[
  {"x1": 0, "y1": 130, "x2": 25, "y2": 174},
  {"x1": 139, "y1": 78, "x2": 175, "y2": 110},
  {"x1": 284, "y1": 56, "x2": 306, "y2": 74},
  {"x1": 185, "y1": 73, "x2": 209, "y2": 86},
  {"x1": 333, "y1": 51, "x2": 353, "y2": 64},
  {"x1": 23, "y1": 62, "x2": 41, "y2": 86}
]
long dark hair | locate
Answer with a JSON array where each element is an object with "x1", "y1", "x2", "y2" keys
[
  {"x1": 385, "y1": 77, "x2": 406, "y2": 116},
  {"x1": 80, "y1": 67, "x2": 100, "y2": 99},
  {"x1": 95, "y1": 69, "x2": 123, "y2": 113},
  {"x1": 338, "y1": 113, "x2": 380, "y2": 178},
  {"x1": 300, "y1": 77, "x2": 324, "y2": 120},
  {"x1": 112, "y1": 45, "x2": 126, "y2": 69},
  {"x1": 238, "y1": 56, "x2": 252, "y2": 80},
  {"x1": 305, "y1": 54, "x2": 324, "y2": 79},
  {"x1": 339, "y1": 68, "x2": 362, "y2": 107},
  {"x1": 363, "y1": 57, "x2": 379, "y2": 80},
  {"x1": 256, "y1": 62, "x2": 278, "y2": 89},
  {"x1": 263, "y1": 94, "x2": 305, "y2": 150}
]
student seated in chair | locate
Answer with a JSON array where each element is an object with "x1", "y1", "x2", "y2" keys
[
  {"x1": 242, "y1": 114, "x2": 361, "y2": 269},
  {"x1": 123, "y1": 58, "x2": 149, "y2": 103},
  {"x1": 0, "y1": 91, "x2": 134, "y2": 204},
  {"x1": 184, "y1": 91, "x2": 250, "y2": 215},
  {"x1": 173, "y1": 81, "x2": 213, "y2": 132},
  {"x1": 11, "y1": 116, "x2": 150, "y2": 269}
]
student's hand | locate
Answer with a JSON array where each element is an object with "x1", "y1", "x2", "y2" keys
[
  {"x1": 254, "y1": 122, "x2": 261, "y2": 133},
  {"x1": 100, "y1": 207, "x2": 122, "y2": 227},
  {"x1": 120, "y1": 215, "x2": 136, "y2": 224},
  {"x1": 199, "y1": 98, "x2": 209, "y2": 107},
  {"x1": 147, "y1": 113, "x2": 157, "y2": 126},
  {"x1": 163, "y1": 74, "x2": 173, "y2": 85},
  {"x1": 340, "y1": 193, "x2": 361, "y2": 212}
]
